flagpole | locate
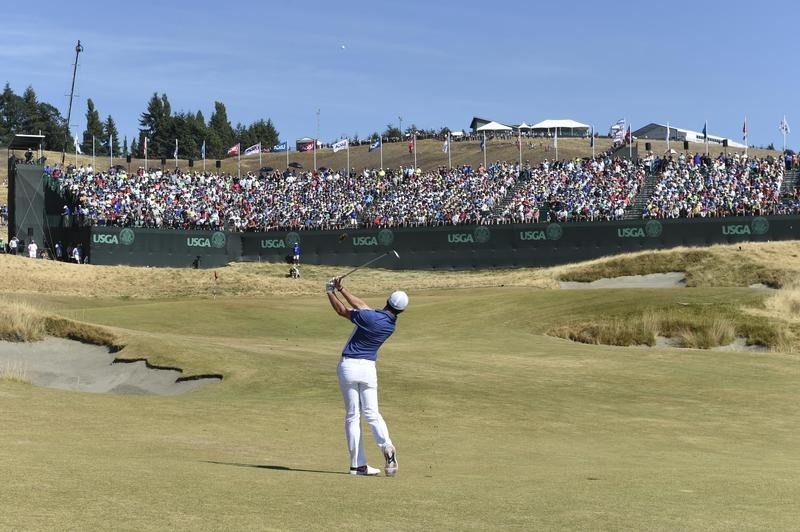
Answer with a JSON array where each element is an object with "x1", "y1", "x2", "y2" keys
[
  {"x1": 744, "y1": 117, "x2": 748, "y2": 157},
  {"x1": 705, "y1": 121, "x2": 709, "y2": 156},
  {"x1": 238, "y1": 145, "x2": 241, "y2": 178},
  {"x1": 554, "y1": 128, "x2": 558, "y2": 161},
  {"x1": 666, "y1": 122, "x2": 670, "y2": 152},
  {"x1": 174, "y1": 138, "x2": 178, "y2": 168},
  {"x1": 259, "y1": 143, "x2": 262, "y2": 168},
  {"x1": 380, "y1": 136, "x2": 383, "y2": 169},
  {"x1": 92, "y1": 135, "x2": 96, "y2": 169},
  {"x1": 413, "y1": 132, "x2": 417, "y2": 170},
  {"x1": 483, "y1": 131, "x2": 487, "y2": 168},
  {"x1": 591, "y1": 125, "x2": 596, "y2": 159},
  {"x1": 74, "y1": 132, "x2": 78, "y2": 166},
  {"x1": 286, "y1": 143, "x2": 289, "y2": 169},
  {"x1": 346, "y1": 141, "x2": 350, "y2": 175},
  {"x1": 447, "y1": 132, "x2": 452, "y2": 169},
  {"x1": 518, "y1": 129, "x2": 522, "y2": 170},
  {"x1": 144, "y1": 138, "x2": 148, "y2": 172},
  {"x1": 628, "y1": 120, "x2": 632, "y2": 159},
  {"x1": 202, "y1": 140, "x2": 206, "y2": 173},
  {"x1": 110, "y1": 134, "x2": 113, "y2": 168}
]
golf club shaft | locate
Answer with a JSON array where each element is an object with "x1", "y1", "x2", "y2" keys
[{"x1": 339, "y1": 250, "x2": 397, "y2": 279}]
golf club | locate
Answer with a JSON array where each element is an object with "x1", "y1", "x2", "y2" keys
[{"x1": 338, "y1": 250, "x2": 400, "y2": 279}]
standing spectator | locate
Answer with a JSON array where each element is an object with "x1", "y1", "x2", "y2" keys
[
  {"x1": 9, "y1": 236, "x2": 19, "y2": 255},
  {"x1": 55, "y1": 241, "x2": 64, "y2": 261},
  {"x1": 292, "y1": 241, "x2": 301, "y2": 265},
  {"x1": 72, "y1": 244, "x2": 81, "y2": 264},
  {"x1": 27, "y1": 239, "x2": 38, "y2": 258},
  {"x1": 0, "y1": 235, "x2": 5, "y2": 253}
]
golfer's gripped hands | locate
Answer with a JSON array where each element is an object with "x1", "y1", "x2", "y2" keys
[
  {"x1": 325, "y1": 278, "x2": 336, "y2": 294},
  {"x1": 334, "y1": 277, "x2": 344, "y2": 291}
]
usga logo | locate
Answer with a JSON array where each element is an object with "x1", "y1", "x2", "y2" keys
[
  {"x1": 93, "y1": 228, "x2": 135, "y2": 245},
  {"x1": 520, "y1": 230, "x2": 547, "y2": 241},
  {"x1": 353, "y1": 236, "x2": 379, "y2": 246},
  {"x1": 448, "y1": 227, "x2": 491, "y2": 244},
  {"x1": 187, "y1": 231, "x2": 226, "y2": 249},
  {"x1": 519, "y1": 224, "x2": 562, "y2": 242},
  {"x1": 617, "y1": 227, "x2": 646, "y2": 238},
  {"x1": 260, "y1": 239, "x2": 286, "y2": 249},
  {"x1": 722, "y1": 224, "x2": 751, "y2": 235},
  {"x1": 93, "y1": 233, "x2": 120, "y2": 244}
]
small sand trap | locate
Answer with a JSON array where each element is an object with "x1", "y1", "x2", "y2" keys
[
  {"x1": 560, "y1": 272, "x2": 687, "y2": 289},
  {"x1": 0, "y1": 337, "x2": 221, "y2": 395}
]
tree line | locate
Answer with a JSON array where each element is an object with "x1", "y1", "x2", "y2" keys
[{"x1": 0, "y1": 83, "x2": 280, "y2": 160}]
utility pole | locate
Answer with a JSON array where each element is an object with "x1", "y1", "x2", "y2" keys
[{"x1": 62, "y1": 40, "x2": 83, "y2": 165}]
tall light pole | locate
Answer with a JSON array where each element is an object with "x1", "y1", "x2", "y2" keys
[{"x1": 62, "y1": 40, "x2": 83, "y2": 165}]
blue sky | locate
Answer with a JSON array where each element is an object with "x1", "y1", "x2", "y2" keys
[{"x1": 2, "y1": 1, "x2": 796, "y2": 152}]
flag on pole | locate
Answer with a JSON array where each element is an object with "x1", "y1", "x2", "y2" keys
[
  {"x1": 143, "y1": 137, "x2": 148, "y2": 157},
  {"x1": 369, "y1": 138, "x2": 382, "y2": 152},
  {"x1": 200, "y1": 140, "x2": 206, "y2": 160},
  {"x1": 408, "y1": 135, "x2": 415, "y2": 154},
  {"x1": 625, "y1": 125, "x2": 632, "y2": 144},
  {"x1": 590, "y1": 126, "x2": 595, "y2": 147},
  {"x1": 742, "y1": 117, "x2": 748, "y2": 141},
  {"x1": 442, "y1": 137, "x2": 449, "y2": 153},
  {"x1": 332, "y1": 139, "x2": 349, "y2": 153},
  {"x1": 174, "y1": 139, "x2": 179, "y2": 159},
  {"x1": 780, "y1": 116, "x2": 791, "y2": 135},
  {"x1": 554, "y1": 127, "x2": 558, "y2": 149},
  {"x1": 244, "y1": 143, "x2": 261, "y2": 156},
  {"x1": 272, "y1": 141, "x2": 288, "y2": 152},
  {"x1": 479, "y1": 134, "x2": 485, "y2": 152},
  {"x1": 74, "y1": 135, "x2": 83, "y2": 155},
  {"x1": 702, "y1": 121, "x2": 708, "y2": 141},
  {"x1": 227, "y1": 143, "x2": 240, "y2": 156}
]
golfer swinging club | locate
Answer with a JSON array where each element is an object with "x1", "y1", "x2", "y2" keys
[{"x1": 326, "y1": 276, "x2": 407, "y2": 476}]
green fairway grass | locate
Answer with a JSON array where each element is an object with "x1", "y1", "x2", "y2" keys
[{"x1": 1, "y1": 260, "x2": 799, "y2": 530}]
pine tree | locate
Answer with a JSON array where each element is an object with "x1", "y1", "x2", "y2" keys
[
  {"x1": 208, "y1": 101, "x2": 234, "y2": 157},
  {"x1": 122, "y1": 136, "x2": 128, "y2": 157},
  {"x1": 139, "y1": 93, "x2": 173, "y2": 157},
  {"x1": 83, "y1": 99, "x2": 104, "y2": 154},
  {"x1": 104, "y1": 115, "x2": 120, "y2": 157}
]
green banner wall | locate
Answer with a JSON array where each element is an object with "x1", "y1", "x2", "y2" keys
[{"x1": 47, "y1": 215, "x2": 800, "y2": 269}]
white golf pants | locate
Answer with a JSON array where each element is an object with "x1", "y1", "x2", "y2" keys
[{"x1": 337, "y1": 357, "x2": 393, "y2": 469}]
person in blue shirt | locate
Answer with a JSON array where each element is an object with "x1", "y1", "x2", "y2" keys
[
  {"x1": 326, "y1": 276, "x2": 407, "y2": 477},
  {"x1": 292, "y1": 241, "x2": 301, "y2": 265}
]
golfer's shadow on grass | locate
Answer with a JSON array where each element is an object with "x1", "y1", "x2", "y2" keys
[{"x1": 202, "y1": 460, "x2": 348, "y2": 475}]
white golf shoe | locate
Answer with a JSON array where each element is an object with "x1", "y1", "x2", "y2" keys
[
  {"x1": 350, "y1": 465, "x2": 380, "y2": 476},
  {"x1": 383, "y1": 445, "x2": 398, "y2": 477}
]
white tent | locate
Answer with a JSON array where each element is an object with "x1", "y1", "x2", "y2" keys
[
  {"x1": 517, "y1": 122, "x2": 532, "y2": 130},
  {"x1": 476, "y1": 121, "x2": 513, "y2": 132},
  {"x1": 530, "y1": 119, "x2": 590, "y2": 130}
]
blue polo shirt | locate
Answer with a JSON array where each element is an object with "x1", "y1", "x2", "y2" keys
[{"x1": 341, "y1": 309, "x2": 396, "y2": 361}]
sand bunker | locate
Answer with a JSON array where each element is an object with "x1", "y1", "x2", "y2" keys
[
  {"x1": 559, "y1": 272, "x2": 687, "y2": 289},
  {"x1": 0, "y1": 337, "x2": 221, "y2": 395}
]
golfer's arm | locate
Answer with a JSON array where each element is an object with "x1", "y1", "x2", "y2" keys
[
  {"x1": 328, "y1": 292, "x2": 351, "y2": 318},
  {"x1": 338, "y1": 286, "x2": 369, "y2": 310}
]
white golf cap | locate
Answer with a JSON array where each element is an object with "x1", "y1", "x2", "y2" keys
[{"x1": 387, "y1": 290, "x2": 409, "y2": 311}]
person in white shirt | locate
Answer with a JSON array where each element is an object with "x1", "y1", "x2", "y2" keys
[{"x1": 27, "y1": 239, "x2": 38, "y2": 258}]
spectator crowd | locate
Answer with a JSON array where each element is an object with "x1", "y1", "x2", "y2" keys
[{"x1": 39, "y1": 151, "x2": 797, "y2": 233}]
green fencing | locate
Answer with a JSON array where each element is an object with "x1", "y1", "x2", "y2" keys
[{"x1": 42, "y1": 216, "x2": 800, "y2": 269}]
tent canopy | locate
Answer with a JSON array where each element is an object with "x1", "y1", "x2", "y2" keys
[
  {"x1": 517, "y1": 122, "x2": 532, "y2": 130},
  {"x1": 7, "y1": 134, "x2": 45, "y2": 151},
  {"x1": 530, "y1": 119, "x2": 590, "y2": 130},
  {"x1": 476, "y1": 121, "x2": 513, "y2": 132}
]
